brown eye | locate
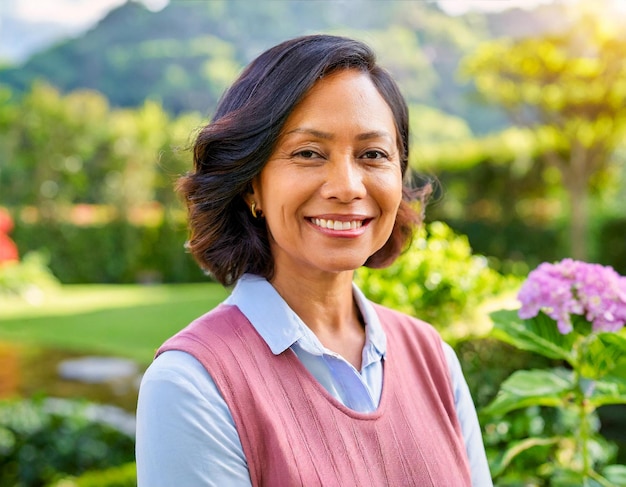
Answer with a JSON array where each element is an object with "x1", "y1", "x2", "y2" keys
[
  {"x1": 294, "y1": 150, "x2": 320, "y2": 159},
  {"x1": 362, "y1": 150, "x2": 387, "y2": 159}
]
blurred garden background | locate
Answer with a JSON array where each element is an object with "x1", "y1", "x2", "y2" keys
[{"x1": 1, "y1": 0, "x2": 625, "y2": 485}]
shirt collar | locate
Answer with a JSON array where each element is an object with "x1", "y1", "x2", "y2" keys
[
  {"x1": 352, "y1": 283, "x2": 387, "y2": 359},
  {"x1": 225, "y1": 274, "x2": 387, "y2": 358}
]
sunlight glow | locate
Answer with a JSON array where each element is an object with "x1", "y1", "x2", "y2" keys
[{"x1": 438, "y1": 0, "x2": 555, "y2": 16}]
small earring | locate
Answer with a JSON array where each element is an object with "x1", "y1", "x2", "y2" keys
[{"x1": 250, "y1": 202, "x2": 258, "y2": 218}]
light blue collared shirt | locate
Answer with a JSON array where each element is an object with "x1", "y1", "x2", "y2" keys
[{"x1": 136, "y1": 274, "x2": 493, "y2": 486}]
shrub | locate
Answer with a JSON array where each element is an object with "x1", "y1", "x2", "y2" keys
[
  {"x1": 355, "y1": 221, "x2": 519, "y2": 342},
  {"x1": 0, "y1": 252, "x2": 59, "y2": 302},
  {"x1": 0, "y1": 398, "x2": 134, "y2": 487}
]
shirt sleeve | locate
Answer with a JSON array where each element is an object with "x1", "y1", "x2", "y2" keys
[
  {"x1": 442, "y1": 342, "x2": 494, "y2": 487},
  {"x1": 135, "y1": 350, "x2": 252, "y2": 487}
]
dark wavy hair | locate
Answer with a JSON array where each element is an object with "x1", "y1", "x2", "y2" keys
[{"x1": 177, "y1": 34, "x2": 430, "y2": 286}]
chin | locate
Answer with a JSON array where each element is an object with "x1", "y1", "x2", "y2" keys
[{"x1": 319, "y1": 257, "x2": 370, "y2": 274}]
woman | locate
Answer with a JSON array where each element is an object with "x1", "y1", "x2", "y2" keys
[{"x1": 136, "y1": 34, "x2": 492, "y2": 486}]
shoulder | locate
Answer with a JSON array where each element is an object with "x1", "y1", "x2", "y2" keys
[
  {"x1": 178, "y1": 303, "x2": 248, "y2": 337},
  {"x1": 157, "y1": 304, "x2": 255, "y2": 358},
  {"x1": 140, "y1": 350, "x2": 223, "y2": 410}
]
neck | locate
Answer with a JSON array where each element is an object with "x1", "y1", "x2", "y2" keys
[{"x1": 270, "y1": 268, "x2": 365, "y2": 369}]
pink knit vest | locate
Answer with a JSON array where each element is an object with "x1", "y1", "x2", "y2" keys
[{"x1": 157, "y1": 304, "x2": 472, "y2": 486}]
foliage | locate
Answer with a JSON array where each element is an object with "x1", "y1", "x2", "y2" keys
[
  {"x1": 462, "y1": 5, "x2": 626, "y2": 260},
  {"x1": 356, "y1": 221, "x2": 519, "y2": 342},
  {"x1": 454, "y1": 338, "x2": 554, "y2": 410},
  {"x1": 409, "y1": 103, "x2": 474, "y2": 146},
  {"x1": 598, "y1": 217, "x2": 626, "y2": 275},
  {"x1": 11, "y1": 216, "x2": 203, "y2": 284},
  {"x1": 0, "y1": 206, "x2": 59, "y2": 301},
  {"x1": 0, "y1": 398, "x2": 134, "y2": 487},
  {"x1": 0, "y1": 252, "x2": 59, "y2": 301},
  {"x1": 484, "y1": 260, "x2": 626, "y2": 485},
  {"x1": 444, "y1": 218, "x2": 563, "y2": 276},
  {"x1": 421, "y1": 134, "x2": 624, "y2": 272},
  {"x1": 413, "y1": 125, "x2": 579, "y2": 272},
  {"x1": 51, "y1": 462, "x2": 136, "y2": 487},
  {"x1": 0, "y1": 83, "x2": 201, "y2": 219}
]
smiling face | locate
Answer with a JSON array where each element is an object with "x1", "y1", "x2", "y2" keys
[{"x1": 250, "y1": 69, "x2": 403, "y2": 280}]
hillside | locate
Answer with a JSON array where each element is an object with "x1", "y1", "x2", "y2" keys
[{"x1": 0, "y1": 0, "x2": 570, "y2": 133}]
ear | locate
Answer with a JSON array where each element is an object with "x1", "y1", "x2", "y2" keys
[
  {"x1": 249, "y1": 176, "x2": 262, "y2": 204},
  {"x1": 242, "y1": 182, "x2": 254, "y2": 205}
]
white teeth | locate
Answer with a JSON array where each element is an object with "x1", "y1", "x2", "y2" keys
[{"x1": 312, "y1": 218, "x2": 363, "y2": 230}]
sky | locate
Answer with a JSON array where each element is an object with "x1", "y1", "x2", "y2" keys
[
  {"x1": 4, "y1": 0, "x2": 554, "y2": 26},
  {"x1": 5, "y1": 0, "x2": 167, "y2": 29},
  {"x1": 0, "y1": 0, "x2": 566, "y2": 63}
]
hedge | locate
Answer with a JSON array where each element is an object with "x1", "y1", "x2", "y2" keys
[
  {"x1": 598, "y1": 217, "x2": 626, "y2": 275},
  {"x1": 11, "y1": 218, "x2": 206, "y2": 284}
]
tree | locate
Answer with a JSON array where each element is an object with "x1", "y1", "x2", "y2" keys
[
  {"x1": 0, "y1": 83, "x2": 199, "y2": 221},
  {"x1": 462, "y1": 6, "x2": 626, "y2": 260},
  {"x1": 0, "y1": 83, "x2": 112, "y2": 218}
]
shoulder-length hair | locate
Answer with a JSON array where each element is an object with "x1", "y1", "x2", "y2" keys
[{"x1": 177, "y1": 34, "x2": 430, "y2": 286}]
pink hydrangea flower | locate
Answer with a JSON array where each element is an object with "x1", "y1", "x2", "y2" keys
[{"x1": 518, "y1": 259, "x2": 626, "y2": 334}]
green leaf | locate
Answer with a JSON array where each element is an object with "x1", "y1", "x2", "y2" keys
[
  {"x1": 550, "y1": 468, "x2": 593, "y2": 487},
  {"x1": 482, "y1": 368, "x2": 574, "y2": 417},
  {"x1": 588, "y1": 375, "x2": 626, "y2": 408},
  {"x1": 490, "y1": 436, "x2": 560, "y2": 477},
  {"x1": 580, "y1": 332, "x2": 626, "y2": 379},
  {"x1": 602, "y1": 465, "x2": 626, "y2": 486},
  {"x1": 489, "y1": 309, "x2": 576, "y2": 362}
]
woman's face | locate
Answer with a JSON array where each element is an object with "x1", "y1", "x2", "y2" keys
[{"x1": 251, "y1": 69, "x2": 403, "y2": 278}]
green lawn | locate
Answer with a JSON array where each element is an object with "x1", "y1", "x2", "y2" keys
[{"x1": 0, "y1": 283, "x2": 229, "y2": 364}]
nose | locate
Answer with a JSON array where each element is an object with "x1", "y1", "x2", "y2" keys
[{"x1": 320, "y1": 155, "x2": 366, "y2": 202}]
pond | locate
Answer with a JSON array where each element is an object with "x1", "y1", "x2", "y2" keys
[{"x1": 0, "y1": 341, "x2": 142, "y2": 418}]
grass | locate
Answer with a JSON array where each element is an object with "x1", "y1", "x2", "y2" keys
[{"x1": 0, "y1": 283, "x2": 229, "y2": 364}]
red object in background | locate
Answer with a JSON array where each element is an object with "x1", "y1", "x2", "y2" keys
[{"x1": 0, "y1": 208, "x2": 19, "y2": 263}]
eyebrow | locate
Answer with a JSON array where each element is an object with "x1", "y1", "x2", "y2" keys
[
  {"x1": 285, "y1": 128, "x2": 394, "y2": 142},
  {"x1": 357, "y1": 130, "x2": 394, "y2": 142},
  {"x1": 285, "y1": 128, "x2": 333, "y2": 139}
]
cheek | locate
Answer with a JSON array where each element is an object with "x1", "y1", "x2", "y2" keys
[
  {"x1": 380, "y1": 180, "x2": 404, "y2": 234},
  {"x1": 377, "y1": 172, "x2": 403, "y2": 212}
]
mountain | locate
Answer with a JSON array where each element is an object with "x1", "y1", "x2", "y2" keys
[
  {"x1": 0, "y1": 14, "x2": 76, "y2": 65},
  {"x1": 0, "y1": 0, "x2": 571, "y2": 133}
]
